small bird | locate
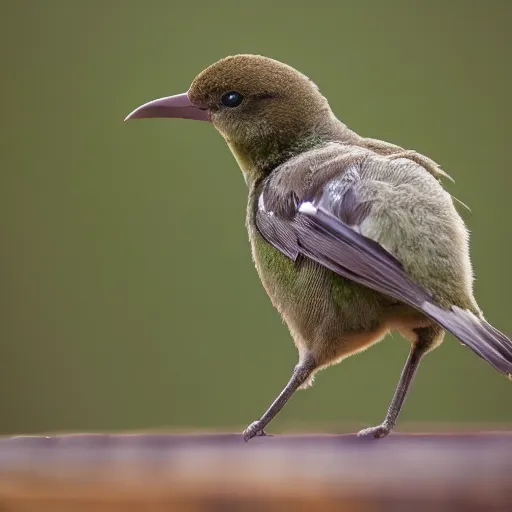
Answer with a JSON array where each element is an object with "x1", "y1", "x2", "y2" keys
[{"x1": 126, "y1": 55, "x2": 512, "y2": 441}]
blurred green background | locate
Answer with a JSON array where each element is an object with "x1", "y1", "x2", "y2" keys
[{"x1": 0, "y1": 0, "x2": 510, "y2": 435}]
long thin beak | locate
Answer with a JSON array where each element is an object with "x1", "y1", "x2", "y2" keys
[{"x1": 124, "y1": 92, "x2": 210, "y2": 122}]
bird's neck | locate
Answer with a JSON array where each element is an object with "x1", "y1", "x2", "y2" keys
[{"x1": 226, "y1": 116, "x2": 361, "y2": 186}]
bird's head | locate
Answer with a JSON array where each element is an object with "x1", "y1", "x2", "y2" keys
[{"x1": 125, "y1": 55, "x2": 340, "y2": 179}]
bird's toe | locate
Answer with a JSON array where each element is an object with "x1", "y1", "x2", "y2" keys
[
  {"x1": 357, "y1": 423, "x2": 391, "y2": 439},
  {"x1": 243, "y1": 421, "x2": 266, "y2": 442}
]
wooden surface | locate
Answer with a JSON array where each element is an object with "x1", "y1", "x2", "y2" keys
[{"x1": 0, "y1": 432, "x2": 511, "y2": 511}]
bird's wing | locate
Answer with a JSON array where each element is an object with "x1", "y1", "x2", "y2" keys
[{"x1": 255, "y1": 159, "x2": 512, "y2": 377}]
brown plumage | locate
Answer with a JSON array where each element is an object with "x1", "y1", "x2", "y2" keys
[{"x1": 126, "y1": 54, "x2": 512, "y2": 441}]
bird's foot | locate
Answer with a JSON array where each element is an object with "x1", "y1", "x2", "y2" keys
[
  {"x1": 243, "y1": 420, "x2": 269, "y2": 442},
  {"x1": 357, "y1": 423, "x2": 392, "y2": 439}
]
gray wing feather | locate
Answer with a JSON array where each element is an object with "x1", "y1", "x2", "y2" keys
[
  {"x1": 255, "y1": 155, "x2": 512, "y2": 377},
  {"x1": 297, "y1": 204, "x2": 512, "y2": 376}
]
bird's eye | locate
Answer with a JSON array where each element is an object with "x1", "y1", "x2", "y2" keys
[{"x1": 221, "y1": 91, "x2": 244, "y2": 108}]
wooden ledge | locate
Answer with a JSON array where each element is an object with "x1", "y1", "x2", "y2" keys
[{"x1": 0, "y1": 432, "x2": 511, "y2": 510}]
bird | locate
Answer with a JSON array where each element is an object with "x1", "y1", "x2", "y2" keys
[{"x1": 125, "y1": 54, "x2": 512, "y2": 441}]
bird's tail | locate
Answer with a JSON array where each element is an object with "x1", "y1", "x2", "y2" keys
[{"x1": 423, "y1": 303, "x2": 512, "y2": 378}]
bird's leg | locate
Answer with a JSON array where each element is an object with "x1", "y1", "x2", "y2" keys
[
  {"x1": 243, "y1": 355, "x2": 316, "y2": 442},
  {"x1": 358, "y1": 326, "x2": 441, "y2": 439}
]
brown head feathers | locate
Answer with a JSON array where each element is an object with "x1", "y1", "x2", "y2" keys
[{"x1": 188, "y1": 55, "x2": 349, "y2": 176}]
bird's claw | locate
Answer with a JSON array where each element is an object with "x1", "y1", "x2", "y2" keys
[
  {"x1": 243, "y1": 421, "x2": 268, "y2": 442},
  {"x1": 357, "y1": 423, "x2": 391, "y2": 439}
]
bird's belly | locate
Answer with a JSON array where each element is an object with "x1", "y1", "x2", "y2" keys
[{"x1": 249, "y1": 228, "x2": 388, "y2": 361}]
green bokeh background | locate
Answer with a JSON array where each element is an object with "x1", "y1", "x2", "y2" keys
[{"x1": 1, "y1": 1, "x2": 511, "y2": 435}]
